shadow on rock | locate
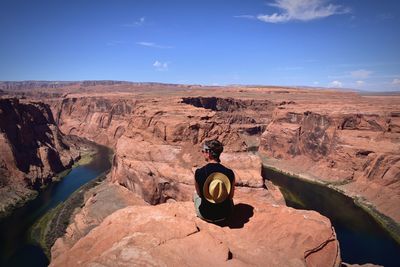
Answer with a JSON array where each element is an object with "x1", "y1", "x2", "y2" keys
[{"x1": 217, "y1": 203, "x2": 254, "y2": 229}]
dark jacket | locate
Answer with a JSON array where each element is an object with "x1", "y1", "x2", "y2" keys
[{"x1": 195, "y1": 163, "x2": 235, "y2": 221}]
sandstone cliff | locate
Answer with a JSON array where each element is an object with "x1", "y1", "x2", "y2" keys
[
  {"x1": 39, "y1": 85, "x2": 399, "y2": 266},
  {"x1": 0, "y1": 98, "x2": 80, "y2": 217},
  {"x1": 50, "y1": 183, "x2": 341, "y2": 267},
  {"x1": 51, "y1": 96, "x2": 134, "y2": 147},
  {"x1": 1, "y1": 83, "x2": 397, "y2": 266},
  {"x1": 51, "y1": 94, "x2": 275, "y2": 204},
  {"x1": 50, "y1": 88, "x2": 400, "y2": 224},
  {"x1": 259, "y1": 94, "x2": 400, "y2": 222},
  {"x1": 47, "y1": 91, "x2": 342, "y2": 265}
]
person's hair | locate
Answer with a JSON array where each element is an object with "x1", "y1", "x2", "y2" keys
[{"x1": 204, "y1": 139, "x2": 224, "y2": 162}]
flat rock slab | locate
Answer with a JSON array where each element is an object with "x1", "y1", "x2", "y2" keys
[
  {"x1": 50, "y1": 192, "x2": 340, "y2": 267},
  {"x1": 51, "y1": 181, "x2": 148, "y2": 260}
]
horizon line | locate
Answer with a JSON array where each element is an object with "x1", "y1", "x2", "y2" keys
[{"x1": 0, "y1": 79, "x2": 399, "y2": 93}]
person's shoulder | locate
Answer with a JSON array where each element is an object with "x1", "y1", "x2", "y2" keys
[
  {"x1": 195, "y1": 164, "x2": 209, "y2": 175},
  {"x1": 227, "y1": 168, "x2": 235, "y2": 177},
  {"x1": 220, "y1": 164, "x2": 234, "y2": 176},
  {"x1": 196, "y1": 164, "x2": 208, "y2": 172},
  {"x1": 219, "y1": 163, "x2": 231, "y2": 170}
]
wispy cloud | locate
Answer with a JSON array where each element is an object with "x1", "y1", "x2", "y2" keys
[
  {"x1": 122, "y1": 17, "x2": 145, "y2": 27},
  {"x1": 330, "y1": 80, "x2": 343, "y2": 88},
  {"x1": 356, "y1": 80, "x2": 365, "y2": 86},
  {"x1": 253, "y1": 0, "x2": 350, "y2": 23},
  {"x1": 233, "y1": 15, "x2": 256, "y2": 19},
  {"x1": 350, "y1": 69, "x2": 373, "y2": 79},
  {"x1": 136, "y1": 42, "x2": 173, "y2": 49},
  {"x1": 392, "y1": 78, "x2": 400, "y2": 85},
  {"x1": 153, "y1": 60, "x2": 168, "y2": 71}
]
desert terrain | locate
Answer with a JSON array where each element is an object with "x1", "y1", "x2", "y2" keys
[{"x1": 1, "y1": 81, "x2": 399, "y2": 266}]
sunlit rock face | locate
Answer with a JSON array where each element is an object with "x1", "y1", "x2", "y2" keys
[
  {"x1": 0, "y1": 98, "x2": 79, "y2": 216},
  {"x1": 52, "y1": 93, "x2": 276, "y2": 205},
  {"x1": 50, "y1": 181, "x2": 148, "y2": 260},
  {"x1": 50, "y1": 86, "x2": 400, "y2": 222},
  {"x1": 259, "y1": 93, "x2": 400, "y2": 222},
  {"x1": 50, "y1": 187, "x2": 341, "y2": 267},
  {"x1": 9, "y1": 83, "x2": 392, "y2": 266},
  {"x1": 52, "y1": 96, "x2": 134, "y2": 147}
]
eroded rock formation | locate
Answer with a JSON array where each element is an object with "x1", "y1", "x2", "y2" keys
[
  {"x1": 0, "y1": 98, "x2": 80, "y2": 216},
  {"x1": 50, "y1": 185, "x2": 341, "y2": 267},
  {"x1": 260, "y1": 94, "x2": 400, "y2": 221},
  {"x1": 51, "y1": 181, "x2": 148, "y2": 259},
  {"x1": 50, "y1": 88, "x2": 400, "y2": 224},
  {"x1": 49, "y1": 94, "x2": 275, "y2": 204},
  {"x1": 51, "y1": 96, "x2": 134, "y2": 147},
  {"x1": 3, "y1": 83, "x2": 398, "y2": 266}
]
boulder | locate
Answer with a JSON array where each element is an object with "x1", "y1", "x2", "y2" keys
[{"x1": 50, "y1": 187, "x2": 341, "y2": 267}]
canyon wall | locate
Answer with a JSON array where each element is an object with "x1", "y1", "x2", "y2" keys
[
  {"x1": 48, "y1": 91, "x2": 345, "y2": 266},
  {"x1": 51, "y1": 96, "x2": 135, "y2": 147},
  {"x1": 0, "y1": 98, "x2": 80, "y2": 216},
  {"x1": 49, "y1": 88, "x2": 400, "y2": 223},
  {"x1": 5, "y1": 84, "x2": 395, "y2": 266},
  {"x1": 260, "y1": 94, "x2": 400, "y2": 222},
  {"x1": 50, "y1": 94, "x2": 276, "y2": 203}
]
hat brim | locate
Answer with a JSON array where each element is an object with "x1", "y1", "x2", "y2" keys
[{"x1": 203, "y1": 172, "x2": 231, "y2": 203}]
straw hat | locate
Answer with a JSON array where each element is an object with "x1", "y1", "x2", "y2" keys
[{"x1": 203, "y1": 172, "x2": 231, "y2": 203}]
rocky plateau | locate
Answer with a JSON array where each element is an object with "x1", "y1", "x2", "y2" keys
[{"x1": 1, "y1": 82, "x2": 399, "y2": 266}]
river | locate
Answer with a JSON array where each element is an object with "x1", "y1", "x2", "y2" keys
[
  {"x1": 262, "y1": 166, "x2": 400, "y2": 267},
  {"x1": 0, "y1": 144, "x2": 112, "y2": 267}
]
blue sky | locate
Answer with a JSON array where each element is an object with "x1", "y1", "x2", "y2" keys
[{"x1": 0, "y1": 0, "x2": 399, "y2": 91}]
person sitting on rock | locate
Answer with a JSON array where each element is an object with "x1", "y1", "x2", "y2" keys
[{"x1": 194, "y1": 139, "x2": 235, "y2": 223}]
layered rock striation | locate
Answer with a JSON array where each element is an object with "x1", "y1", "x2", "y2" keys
[
  {"x1": 0, "y1": 98, "x2": 80, "y2": 216},
  {"x1": 17, "y1": 84, "x2": 393, "y2": 266},
  {"x1": 50, "y1": 88, "x2": 400, "y2": 224},
  {"x1": 47, "y1": 86, "x2": 400, "y2": 224},
  {"x1": 51, "y1": 94, "x2": 275, "y2": 204},
  {"x1": 47, "y1": 89, "x2": 343, "y2": 265},
  {"x1": 260, "y1": 93, "x2": 400, "y2": 222},
  {"x1": 52, "y1": 96, "x2": 134, "y2": 147}
]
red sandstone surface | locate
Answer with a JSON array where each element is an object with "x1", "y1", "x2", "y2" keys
[
  {"x1": 46, "y1": 85, "x2": 399, "y2": 223},
  {"x1": 0, "y1": 98, "x2": 82, "y2": 216},
  {"x1": 50, "y1": 185, "x2": 340, "y2": 267},
  {"x1": 1, "y1": 82, "x2": 399, "y2": 266}
]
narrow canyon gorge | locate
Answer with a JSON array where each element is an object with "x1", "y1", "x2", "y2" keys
[{"x1": 1, "y1": 82, "x2": 399, "y2": 266}]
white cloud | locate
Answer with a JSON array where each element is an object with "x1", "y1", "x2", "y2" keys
[
  {"x1": 392, "y1": 78, "x2": 400, "y2": 85},
  {"x1": 136, "y1": 42, "x2": 173, "y2": 49},
  {"x1": 330, "y1": 80, "x2": 342, "y2": 88},
  {"x1": 356, "y1": 80, "x2": 365, "y2": 85},
  {"x1": 122, "y1": 17, "x2": 145, "y2": 27},
  {"x1": 153, "y1": 61, "x2": 168, "y2": 71},
  {"x1": 256, "y1": 0, "x2": 350, "y2": 23},
  {"x1": 350, "y1": 69, "x2": 372, "y2": 79},
  {"x1": 138, "y1": 17, "x2": 145, "y2": 25},
  {"x1": 258, "y1": 13, "x2": 290, "y2": 23}
]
